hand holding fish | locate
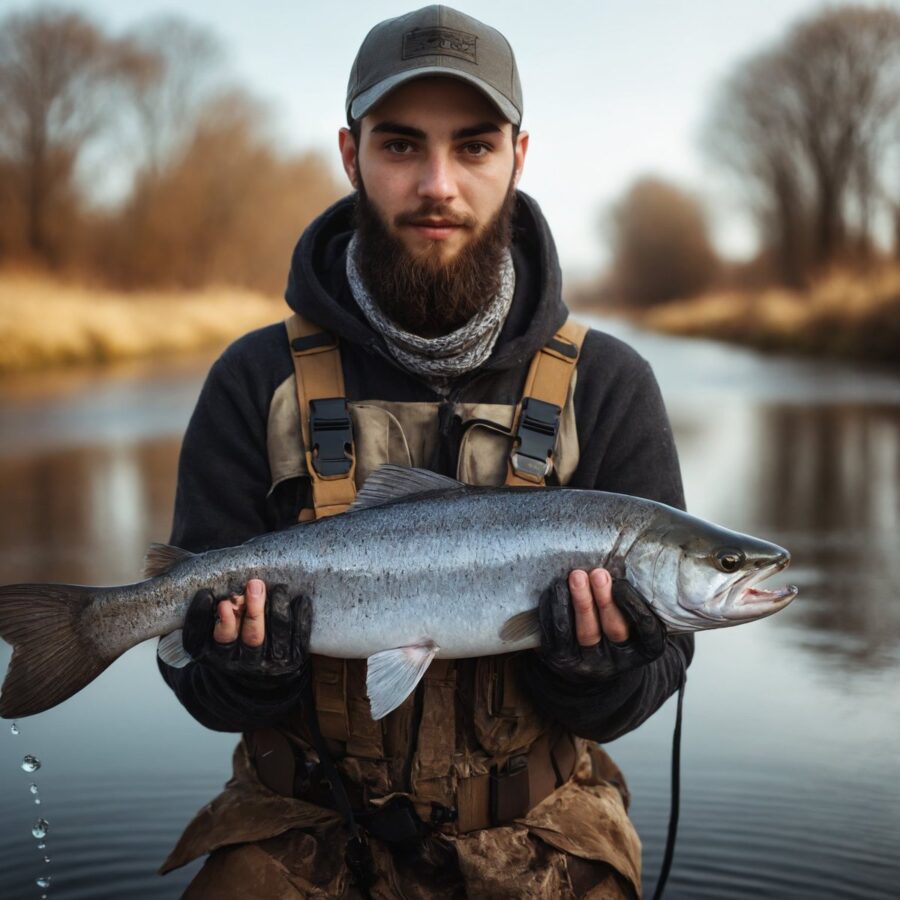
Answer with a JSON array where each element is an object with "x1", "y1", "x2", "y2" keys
[
  {"x1": 567, "y1": 568, "x2": 631, "y2": 645},
  {"x1": 212, "y1": 578, "x2": 267, "y2": 647},
  {"x1": 538, "y1": 571, "x2": 667, "y2": 681},
  {"x1": 202, "y1": 569, "x2": 631, "y2": 670},
  {"x1": 181, "y1": 581, "x2": 311, "y2": 678}
]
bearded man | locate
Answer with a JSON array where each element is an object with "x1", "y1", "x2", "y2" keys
[{"x1": 158, "y1": 6, "x2": 693, "y2": 898}]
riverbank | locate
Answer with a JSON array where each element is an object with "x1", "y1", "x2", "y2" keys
[
  {"x1": 0, "y1": 272, "x2": 284, "y2": 375},
  {"x1": 635, "y1": 267, "x2": 900, "y2": 366},
  {"x1": 5, "y1": 266, "x2": 899, "y2": 376}
]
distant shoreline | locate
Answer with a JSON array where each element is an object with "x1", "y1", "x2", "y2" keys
[
  {"x1": 4, "y1": 268, "x2": 898, "y2": 377},
  {"x1": 575, "y1": 267, "x2": 900, "y2": 369},
  {"x1": 0, "y1": 273, "x2": 286, "y2": 376}
]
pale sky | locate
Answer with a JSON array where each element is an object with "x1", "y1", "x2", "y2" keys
[{"x1": 8, "y1": 0, "x2": 879, "y2": 278}]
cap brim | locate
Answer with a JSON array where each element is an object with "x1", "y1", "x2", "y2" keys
[{"x1": 349, "y1": 67, "x2": 521, "y2": 126}]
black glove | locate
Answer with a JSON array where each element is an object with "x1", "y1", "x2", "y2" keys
[
  {"x1": 537, "y1": 577, "x2": 667, "y2": 681},
  {"x1": 182, "y1": 583, "x2": 312, "y2": 678}
]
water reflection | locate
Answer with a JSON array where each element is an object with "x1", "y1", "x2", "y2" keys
[
  {"x1": 0, "y1": 439, "x2": 181, "y2": 585},
  {"x1": 755, "y1": 404, "x2": 900, "y2": 671},
  {"x1": 760, "y1": 404, "x2": 900, "y2": 534},
  {"x1": 663, "y1": 392, "x2": 900, "y2": 674}
]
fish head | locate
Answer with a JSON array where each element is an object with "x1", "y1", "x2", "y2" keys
[{"x1": 624, "y1": 511, "x2": 798, "y2": 633}]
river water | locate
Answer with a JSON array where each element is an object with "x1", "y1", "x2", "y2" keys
[{"x1": 0, "y1": 320, "x2": 898, "y2": 899}]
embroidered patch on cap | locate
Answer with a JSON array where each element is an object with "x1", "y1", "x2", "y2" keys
[{"x1": 402, "y1": 27, "x2": 477, "y2": 63}]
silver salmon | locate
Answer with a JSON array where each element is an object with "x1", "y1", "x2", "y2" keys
[{"x1": 0, "y1": 465, "x2": 797, "y2": 720}]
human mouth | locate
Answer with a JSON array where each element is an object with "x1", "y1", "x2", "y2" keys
[{"x1": 408, "y1": 219, "x2": 465, "y2": 240}]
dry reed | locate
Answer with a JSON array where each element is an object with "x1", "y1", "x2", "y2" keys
[
  {"x1": 640, "y1": 266, "x2": 900, "y2": 365},
  {"x1": 0, "y1": 272, "x2": 285, "y2": 375}
]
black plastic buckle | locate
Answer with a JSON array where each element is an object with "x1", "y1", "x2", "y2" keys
[
  {"x1": 489, "y1": 755, "x2": 530, "y2": 825},
  {"x1": 358, "y1": 796, "x2": 428, "y2": 843},
  {"x1": 510, "y1": 397, "x2": 561, "y2": 480},
  {"x1": 309, "y1": 397, "x2": 353, "y2": 477},
  {"x1": 430, "y1": 802, "x2": 458, "y2": 827},
  {"x1": 344, "y1": 835, "x2": 375, "y2": 891}
]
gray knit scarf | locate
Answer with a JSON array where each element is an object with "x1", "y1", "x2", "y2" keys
[{"x1": 346, "y1": 234, "x2": 515, "y2": 393}]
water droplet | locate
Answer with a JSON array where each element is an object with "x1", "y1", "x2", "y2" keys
[
  {"x1": 21, "y1": 755, "x2": 41, "y2": 773},
  {"x1": 31, "y1": 818, "x2": 48, "y2": 839},
  {"x1": 36, "y1": 875, "x2": 51, "y2": 888},
  {"x1": 37, "y1": 842, "x2": 46, "y2": 849},
  {"x1": 10, "y1": 722, "x2": 19, "y2": 735},
  {"x1": 29, "y1": 783, "x2": 39, "y2": 795}
]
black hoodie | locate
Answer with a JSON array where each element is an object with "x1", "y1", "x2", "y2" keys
[{"x1": 159, "y1": 191, "x2": 693, "y2": 740}]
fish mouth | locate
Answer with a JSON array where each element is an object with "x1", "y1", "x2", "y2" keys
[{"x1": 719, "y1": 554, "x2": 798, "y2": 621}]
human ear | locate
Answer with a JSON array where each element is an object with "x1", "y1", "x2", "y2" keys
[
  {"x1": 338, "y1": 127, "x2": 359, "y2": 189},
  {"x1": 512, "y1": 130, "x2": 529, "y2": 188}
]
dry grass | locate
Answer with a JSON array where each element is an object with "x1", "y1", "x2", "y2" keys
[
  {"x1": 0, "y1": 272, "x2": 286, "y2": 375},
  {"x1": 639, "y1": 266, "x2": 900, "y2": 365}
]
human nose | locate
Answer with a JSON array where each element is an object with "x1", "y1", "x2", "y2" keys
[{"x1": 417, "y1": 152, "x2": 456, "y2": 202}]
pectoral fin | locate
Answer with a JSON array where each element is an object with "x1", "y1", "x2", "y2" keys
[
  {"x1": 157, "y1": 629, "x2": 192, "y2": 668},
  {"x1": 499, "y1": 608, "x2": 541, "y2": 642},
  {"x1": 366, "y1": 641, "x2": 438, "y2": 720}
]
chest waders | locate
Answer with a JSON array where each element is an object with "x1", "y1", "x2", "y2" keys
[
  {"x1": 283, "y1": 313, "x2": 590, "y2": 893},
  {"x1": 279, "y1": 313, "x2": 683, "y2": 898}
]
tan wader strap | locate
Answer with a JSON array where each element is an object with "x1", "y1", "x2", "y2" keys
[
  {"x1": 285, "y1": 313, "x2": 357, "y2": 519},
  {"x1": 285, "y1": 314, "x2": 356, "y2": 742},
  {"x1": 249, "y1": 658, "x2": 353, "y2": 763},
  {"x1": 407, "y1": 659, "x2": 457, "y2": 807},
  {"x1": 506, "y1": 317, "x2": 588, "y2": 487},
  {"x1": 311, "y1": 655, "x2": 350, "y2": 743}
]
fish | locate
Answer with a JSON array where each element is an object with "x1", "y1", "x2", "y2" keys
[{"x1": 0, "y1": 465, "x2": 797, "y2": 721}]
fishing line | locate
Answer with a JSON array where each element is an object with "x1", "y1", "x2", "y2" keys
[{"x1": 650, "y1": 666, "x2": 686, "y2": 900}]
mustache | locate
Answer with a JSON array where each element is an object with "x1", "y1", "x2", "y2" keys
[
  {"x1": 352, "y1": 174, "x2": 517, "y2": 337},
  {"x1": 394, "y1": 204, "x2": 477, "y2": 229}
]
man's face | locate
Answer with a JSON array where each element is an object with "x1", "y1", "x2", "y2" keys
[{"x1": 339, "y1": 77, "x2": 528, "y2": 266}]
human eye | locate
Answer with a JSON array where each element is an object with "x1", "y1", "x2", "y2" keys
[
  {"x1": 461, "y1": 141, "x2": 492, "y2": 158},
  {"x1": 384, "y1": 139, "x2": 416, "y2": 155}
]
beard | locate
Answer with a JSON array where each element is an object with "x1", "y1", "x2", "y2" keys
[{"x1": 352, "y1": 177, "x2": 517, "y2": 338}]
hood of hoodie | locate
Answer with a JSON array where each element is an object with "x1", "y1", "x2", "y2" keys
[{"x1": 283, "y1": 190, "x2": 569, "y2": 374}]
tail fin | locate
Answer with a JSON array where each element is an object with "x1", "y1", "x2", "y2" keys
[{"x1": 0, "y1": 584, "x2": 109, "y2": 718}]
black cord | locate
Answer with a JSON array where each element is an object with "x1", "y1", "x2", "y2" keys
[
  {"x1": 302, "y1": 678, "x2": 374, "y2": 899},
  {"x1": 650, "y1": 667, "x2": 686, "y2": 900}
]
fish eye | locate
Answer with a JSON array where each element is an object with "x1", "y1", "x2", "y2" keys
[{"x1": 715, "y1": 548, "x2": 745, "y2": 573}]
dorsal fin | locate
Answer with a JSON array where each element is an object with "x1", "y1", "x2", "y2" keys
[
  {"x1": 349, "y1": 465, "x2": 464, "y2": 512},
  {"x1": 143, "y1": 543, "x2": 195, "y2": 578}
]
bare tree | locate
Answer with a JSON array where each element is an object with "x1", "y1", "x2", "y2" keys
[
  {"x1": 705, "y1": 5, "x2": 900, "y2": 282},
  {"x1": 705, "y1": 49, "x2": 812, "y2": 286},
  {"x1": 97, "y1": 88, "x2": 342, "y2": 293},
  {"x1": 786, "y1": 7, "x2": 900, "y2": 263},
  {"x1": 123, "y1": 16, "x2": 226, "y2": 180},
  {"x1": 0, "y1": 9, "x2": 339, "y2": 291},
  {"x1": 606, "y1": 177, "x2": 718, "y2": 307},
  {"x1": 0, "y1": 7, "x2": 152, "y2": 266}
]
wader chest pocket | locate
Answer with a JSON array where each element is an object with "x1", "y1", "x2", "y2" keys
[
  {"x1": 457, "y1": 419, "x2": 515, "y2": 486},
  {"x1": 474, "y1": 655, "x2": 545, "y2": 756}
]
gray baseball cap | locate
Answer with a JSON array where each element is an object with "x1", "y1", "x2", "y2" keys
[{"x1": 346, "y1": 5, "x2": 522, "y2": 126}]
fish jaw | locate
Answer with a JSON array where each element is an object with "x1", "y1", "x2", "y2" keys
[{"x1": 714, "y1": 553, "x2": 798, "y2": 623}]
